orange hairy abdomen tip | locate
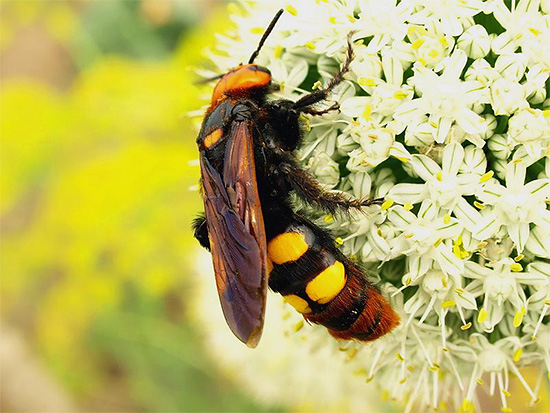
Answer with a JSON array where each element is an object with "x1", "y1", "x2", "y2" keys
[{"x1": 211, "y1": 64, "x2": 271, "y2": 105}]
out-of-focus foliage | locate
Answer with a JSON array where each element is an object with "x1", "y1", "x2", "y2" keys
[{"x1": 0, "y1": 1, "x2": 266, "y2": 411}]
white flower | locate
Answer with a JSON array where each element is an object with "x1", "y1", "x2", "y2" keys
[
  {"x1": 473, "y1": 160, "x2": 550, "y2": 252},
  {"x1": 508, "y1": 108, "x2": 550, "y2": 159},
  {"x1": 464, "y1": 58, "x2": 500, "y2": 86},
  {"x1": 453, "y1": 334, "x2": 539, "y2": 411},
  {"x1": 395, "y1": 50, "x2": 488, "y2": 143},
  {"x1": 491, "y1": 0, "x2": 550, "y2": 68},
  {"x1": 345, "y1": 122, "x2": 395, "y2": 167},
  {"x1": 199, "y1": 1, "x2": 550, "y2": 411},
  {"x1": 409, "y1": 0, "x2": 485, "y2": 36},
  {"x1": 465, "y1": 258, "x2": 535, "y2": 331},
  {"x1": 495, "y1": 53, "x2": 529, "y2": 82},
  {"x1": 400, "y1": 24, "x2": 455, "y2": 68},
  {"x1": 457, "y1": 24, "x2": 491, "y2": 59},
  {"x1": 404, "y1": 268, "x2": 477, "y2": 337},
  {"x1": 388, "y1": 201, "x2": 464, "y2": 281},
  {"x1": 359, "y1": 54, "x2": 415, "y2": 117},
  {"x1": 524, "y1": 64, "x2": 549, "y2": 104},
  {"x1": 306, "y1": 151, "x2": 340, "y2": 188},
  {"x1": 354, "y1": 0, "x2": 413, "y2": 53},
  {"x1": 490, "y1": 77, "x2": 528, "y2": 115},
  {"x1": 388, "y1": 143, "x2": 482, "y2": 216}
]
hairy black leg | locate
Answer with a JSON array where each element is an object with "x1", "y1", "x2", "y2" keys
[
  {"x1": 299, "y1": 102, "x2": 340, "y2": 116},
  {"x1": 291, "y1": 33, "x2": 355, "y2": 112},
  {"x1": 278, "y1": 158, "x2": 383, "y2": 214},
  {"x1": 192, "y1": 214, "x2": 211, "y2": 251}
]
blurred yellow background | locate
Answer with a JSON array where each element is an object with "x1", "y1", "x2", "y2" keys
[{"x1": 0, "y1": 1, "x2": 268, "y2": 411}]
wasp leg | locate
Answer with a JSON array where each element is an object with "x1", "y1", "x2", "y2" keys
[
  {"x1": 279, "y1": 159, "x2": 383, "y2": 214},
  {"x1": 192, "y1": 214, "x2": 211, "y2": 251},
  {"x1": 291, "y1": 34, "x2": 354, "y2": 112},
  {"x1": 300, "y1": 102, "x2": 340, "y2": 117}
]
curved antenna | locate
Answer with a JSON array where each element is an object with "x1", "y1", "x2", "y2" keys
[{"x1": 248, "y1": 9, "x2": 284, "y2": 64}]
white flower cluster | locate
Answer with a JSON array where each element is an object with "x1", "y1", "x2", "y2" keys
[{"x1": 203, "y1": 0, "x2": 550, "y2": 411}]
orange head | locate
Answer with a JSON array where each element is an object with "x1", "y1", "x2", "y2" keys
[{"x1": 211, "y1": 64, "x2": 272, "y2": 106}]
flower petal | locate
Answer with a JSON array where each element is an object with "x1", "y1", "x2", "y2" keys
[
  {"x1": 476, "y1": 182, "x2": 505, "y2": 204},
  {"x1": 382, "y1": 53, "x2": 403, "y2": 86},
  {"x1": 473, "y1": 210, "x2": 501, "y2": 240},
  {"x1": 525, "y1": 225, "x2": 550, "y2": 258},
  {"x1": 524, "y1": 179, "x2": 550, "y2": 200},
  {"x1": 464, "y1": 261, "x2": 492, "y2": 279},
  {"x1": 455, "y1": 289, "x2": 477, "y2": 310},
  {"x1": 507, "y1": 222, "x2": 530, "y2": 252},
  {"x1": 410, "y1": 154, "x2": 441, "y2": 182},
  {"x1": 436, "y1": 245, "x2": 464, "y2": 278},
  {"x1": 387, "y1": 183, "x2": 427, "y2": 204},
  {"x1": 388, "y1": 206, "x2": 417, "y2": 228},
  {"x1": 505, "y1": 160, "x2": 527, "y2": 189},
  {"x1": 456, "y1": 107, "x2": 487, "y2": 135},
  {"x1": 442, "y1": 142, "x2": 465, "y2": 177},
  {"x1": 408, "y1": 255, "x2": 432, "y2": 283},
  {"x1": 453, "y1": 198, "x2": 483, "y2": 232}
]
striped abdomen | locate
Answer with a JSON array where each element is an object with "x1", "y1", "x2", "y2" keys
[{"x1": 266, "y1": 222, "x2": 399, "y2": 341}]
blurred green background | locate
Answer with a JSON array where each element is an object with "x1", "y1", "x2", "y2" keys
[{"x1": 0, "y1": 1, "x2": 268, "y2": 411}]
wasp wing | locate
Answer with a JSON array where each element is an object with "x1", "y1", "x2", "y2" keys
[{"x1": 200, "y1": 121, "x2": 267, "y2": 348}]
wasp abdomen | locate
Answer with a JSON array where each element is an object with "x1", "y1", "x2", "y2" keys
[{"x1": 267, "y1": 223, "x2": 399, "y2": 341}]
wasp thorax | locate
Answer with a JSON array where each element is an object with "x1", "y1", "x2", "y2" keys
[{"x1": 211, "y1": 64, "x2": 272, "y2": 105}]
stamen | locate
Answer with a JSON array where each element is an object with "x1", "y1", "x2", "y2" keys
[
  {"x1": 412, "y1": 326, "x2": 433, "y2": 366},
  {"x1": 444, "y1": 351, "x2": 464, "y2": 390},
  {"x1": 529, "y1": 367, "x2": 544, "y2": 406},
  {"x1": 507, "y1": 360, "x2": 537, "y2": 399},
  {"x1": 367, "y1": 347, "x2": 384, "y2": 381},
  {"x1": 497, "y1": 372, "x2": 508, "y2": 412},
  {"x1": 465, "y1": 363, "x2": 480, "y2": 403},
  {"x1": 432, "y1": 366, "x2": 439, "y2": 409},
  {"x1": 404, "y1": 366, "x2": 427, "y2": 413},
  {"x1": 480, "y1": 170, "x2": 494, "y2": 183},
  {"x1": 286, "y1": 5, "x2": 297, "y2": 16},
  {"x1": 381, "y1": 199, "x2": 394, "y2": 210},
  {"x1": 440, "y1": 308, "x2": 448, "y2": 350},
  {"x1": 456, "y1": 305, "x2": 467, "y2": 325},
  {"x1": 419, "y1": 295, "x2": 437, "y2": 324},
  {"x1": 512, "y1": 307, "x2": 524, "y2": 327},
  {"x1": 478, "y1": 307, "x2": 489, "y2": 323},
  {"x1": 531, "y1": 303, "x2": 548, "y2": 339},
  {"x1": 510, "y1": 263, "x2": 523, "y2": 272}
]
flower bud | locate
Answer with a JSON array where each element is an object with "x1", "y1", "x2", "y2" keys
[
  {"x1": 495, "y1": 53, "x2": 528, "y2": 82},
  {"x1": 487, "y1": 134, "x2": 512, "y2": 160},
  {"x1": 490, "y1": 78, "x2": 527, "y2": 116},
  {"x1": 457, "y1": 25, "x2": 491, "y2": 59},
  {"x1": 306, "y1": 152, "x2": 340, "y2": 188},
  {"x1": 349, "y1": 172, "x2": 372, "y2": 199},
  {"x1": 460, "y1": 146, "x2": 487, "y2": 175}
]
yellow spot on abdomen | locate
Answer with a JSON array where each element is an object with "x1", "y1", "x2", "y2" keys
[
  {"x1": 267, "y1": 232, "x2": 309, "y2": 264},
  {"x1": 305, "y1": 261, "x2": 346, "y2": 304},
  {"x1": 203, "y1": 129, "x2": 223, "y2": 148},
  {"x1": 284, "y1": 294, "x2": 312, "y2": 314}
]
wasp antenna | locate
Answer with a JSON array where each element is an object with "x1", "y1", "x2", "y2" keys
[{"x1": 248, "y1": 9, "x2": 284, "y2": 64}]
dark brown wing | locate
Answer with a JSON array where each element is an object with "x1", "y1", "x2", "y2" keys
[{"x1": 200, "y1": 120, "x2": 267, "y2": 347}]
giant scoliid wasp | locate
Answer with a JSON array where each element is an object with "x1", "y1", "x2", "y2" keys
[{"x1": 193, "y1": 9, "x2": 399, "y2": 347}]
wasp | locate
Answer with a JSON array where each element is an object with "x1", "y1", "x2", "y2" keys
[{"x1": 193, "y1": 9, "x2": 399, "y2": 347}]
